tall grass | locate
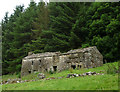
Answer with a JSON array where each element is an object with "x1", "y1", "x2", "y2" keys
[
  {"x1": 2, "y1": 61, "x2": 119, "y2": 90},
  {"x1": 2, "y1": 74, "x2": 118, "y2": 90},
  {"x1": 2, "y1": 61, "x2": 119, "y2": 81},
  {"x1": 2, "y1": 73, "x2": 19, "y2": 81},
  {"x1": 105, "y1": 62, "x2": 118, "y2": 74}
]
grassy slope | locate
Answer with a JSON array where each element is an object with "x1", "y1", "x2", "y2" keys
[
  {"x1": 3, "y1": 74, "x2": 118, "y2": 90},
  {"x1": 2, "y1": 62, "x2": 119, "y2": 90}
]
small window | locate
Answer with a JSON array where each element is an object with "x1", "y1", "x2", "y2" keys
[
  {"x1": 39, "y1": 60, "x2": 41, "y2": 65},
  {"x1": 71, "y1": 65, "x2": 76, "y2": 69},
  {"x1": 80, "y1": 65, "x2": 82, "y2": 68},
  {"x1": 28, "y1": 70, "x2": 31, "y2": 73},
  {"x1": 32, "y1": 61, "x2": 33, "y2": 65},
  {"x1": 77, "y1": 65, "x2": 80, "y2": 69},
  {"x1": 78, "y1": 65, "x2": 82, "y2": 68}
]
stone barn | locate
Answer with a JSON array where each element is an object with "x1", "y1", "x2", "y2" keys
[{"x1": 21, "y1": 46, "x2": 103, "y2": 77}]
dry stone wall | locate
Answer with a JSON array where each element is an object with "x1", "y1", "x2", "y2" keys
[{"x1": 21, "y1": 46, "x2": 103, "y2": 77}]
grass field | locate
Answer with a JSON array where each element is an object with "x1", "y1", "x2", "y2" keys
[{"x1": 2, "y1": 61, "x2": 119, "y2": 90}]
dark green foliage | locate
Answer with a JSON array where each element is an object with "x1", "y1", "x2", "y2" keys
[
  {"x1": 1, "y1": 2, "x2": 120, "y2": 74},
  {"x1": 82, "y1": 43, "x2": 90, "y2": 48},
  {"x1": 49, "y1": 68, "x2": 54, "y2": 74},
  {"x1": 41, "y1": 31, "x2": 70, "y2": 52},
  {"x1": 69, "y1": 32, "x2": 81, "y2": 49},
  {"x1": 2, "y1": 1, "x2": 38, "y2": 74},
  {"x1": 88, "y1": 3, "x2": 120, "y2": 62},
  {"x1": 44, "y1": 2, "x2": 87, "y2": 52}
]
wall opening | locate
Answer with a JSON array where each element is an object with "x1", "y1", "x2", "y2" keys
[
  {"x1": 71, "y1": 65, "x2": 76, "y2": 69},
  {"x1": 77, "y1": 65, "x2": 82, "y2": 69},
  {"x1": 39, "y1": 60, "x2": 41, "y2": 62},
  {"x1": 53, "y1": 66, "x2": 57, "y2": 71},
  {"x1": 33, "y1": 70, "x2": 36, "y2": 72},
  {"x1": 28, "y1": 70, "x2": 31, "y2": 73},
  {"x1": 39, "y1": 60, "x2": 41, "y2": 65},
  {"x1": 32, "y1": 61, "x2": 33, "y2": 65},
  {"x1": 45, "y1": 69, "x2": 47, "y2": 72},
  {"x1": 80, "y1": 65, "x2": 82, "y2": 68}
]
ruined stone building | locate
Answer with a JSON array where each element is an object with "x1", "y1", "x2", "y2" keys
[{"x1": 21, "y1": 46, "x2": 103, "y2": 77}]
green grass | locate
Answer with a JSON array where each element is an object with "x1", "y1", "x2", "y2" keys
[
  {"x1": 2, "y1": 73, "x2": 19, "y2": 82},
  {"x1": 2, "y1": 61, "x2": 119, "y2": 90},
  {"x1": 2, "y1": 61, "x2": 118, "y2": 81},
  {"x1": 2, "y1": 74, "x2": 118, "y2": 90}
]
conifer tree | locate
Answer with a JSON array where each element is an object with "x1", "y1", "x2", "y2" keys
[{"x1": 43, "y1": 2, "x2": 82, "y2": 52}]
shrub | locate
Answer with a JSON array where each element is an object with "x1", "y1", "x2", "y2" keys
[
  {"x1": 49, "y1": 68, "x2": 54, "y2": 74},
  {"x1": 82, "y1": 43, "x2": 90, "y2": 48},
  {"x1": 17, "y1": 72, "x2": 21, "y2": 78},
  {"x1": 105, "y1": 63, "x2": 118, "y2": 74}
]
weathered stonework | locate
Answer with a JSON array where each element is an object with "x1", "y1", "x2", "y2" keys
[{"x1": 21, "y1": 46, "x2": 103, "y2": 77}]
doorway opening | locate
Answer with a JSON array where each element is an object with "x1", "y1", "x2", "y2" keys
[
  {"x1": 71, "y1": 65, "x2": 76, "y2": 69},
  {"x1": 53, "y1": 66, "x2": 57, "y2": 71}
]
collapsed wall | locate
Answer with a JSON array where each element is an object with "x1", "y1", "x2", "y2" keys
[{"x1": 21, "y1": 46, "x2": 103, "y2": 77}]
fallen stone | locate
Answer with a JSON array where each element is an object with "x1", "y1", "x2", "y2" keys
[
  {"x1": 17, "y1": 81, "x2": 20, "y2": 83},
  {"x1": 86, "y1": 72, "x2": 89, "y2": 75},
  {"x1": 76, "y1": 74, "x2": 79, "y2": 77},
  {"x1": 91, "y1": 72, "x2": 96, "y2": 75},
  {"x1": 97, "y1": 73, "x2": 100, "y2": 75},
  {"x1": 46, "y1": 78, "x2": 50, "y2": 80},
  {"x1": 73, "y1": 74, "x2": 76, "y2": 77},
  {"x1": 21, "y1": 81, "x2": 24, "y2": 83},
  {"x1": 50, "y1": 77, "x2": 56, "y2": 79},
  {"x1": 82, "y1": 73, "x2": 86, "y2": 76},
  {"x1": 57, "y1": 77, "x2": 63, "y2": 79},
  {"x1": 88, "y1": 73, "x2": 91, "y2": 76},
  {"x1": 38, "y1": 73, "x2": 45, "y2": 79},
  {"x1": 66, "y1": 74, "x2": 71, "y2": 78}
]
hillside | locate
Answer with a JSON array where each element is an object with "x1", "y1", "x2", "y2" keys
[
  {"x1": 2, "y1": 61, "x2": 118, "y2": 90},
  {"x1": 1, "y1": 2, "x2": 120, "y2": 75}
]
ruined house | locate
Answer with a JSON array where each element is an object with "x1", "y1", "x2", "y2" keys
[{"x1": 21, "y1": 46, "x2": 103, "y2": 77}]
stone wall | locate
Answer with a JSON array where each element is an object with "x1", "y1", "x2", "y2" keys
[{"x1": 21, "y1": 46, "x2": 103, "y2": 77}]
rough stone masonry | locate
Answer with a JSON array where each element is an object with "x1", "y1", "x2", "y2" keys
[{"x1": 21, "y1": 46, "x2": 103, "y2": 77}]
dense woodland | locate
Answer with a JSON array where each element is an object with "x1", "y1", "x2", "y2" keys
[{"x1": 1, "y1": 2, "x2": 120, "y2": 75}]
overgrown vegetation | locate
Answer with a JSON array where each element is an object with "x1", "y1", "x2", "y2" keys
[
  {"x1": 105, "y1": 63, "x2": 118, "y2": 74},
  {"x1": 1, "y1": 1, "x2": 120, "y2": 75},
  {"x1": 2, "y1": 61, "x2": 118, "y2": 81},
  {"x1": 2, "y1": 62, "x2": 118, "y2": 90}
]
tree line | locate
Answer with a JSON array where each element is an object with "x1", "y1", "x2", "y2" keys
[{"x1": 1, "y1": 1, "x2": 120, "y2": 75}]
